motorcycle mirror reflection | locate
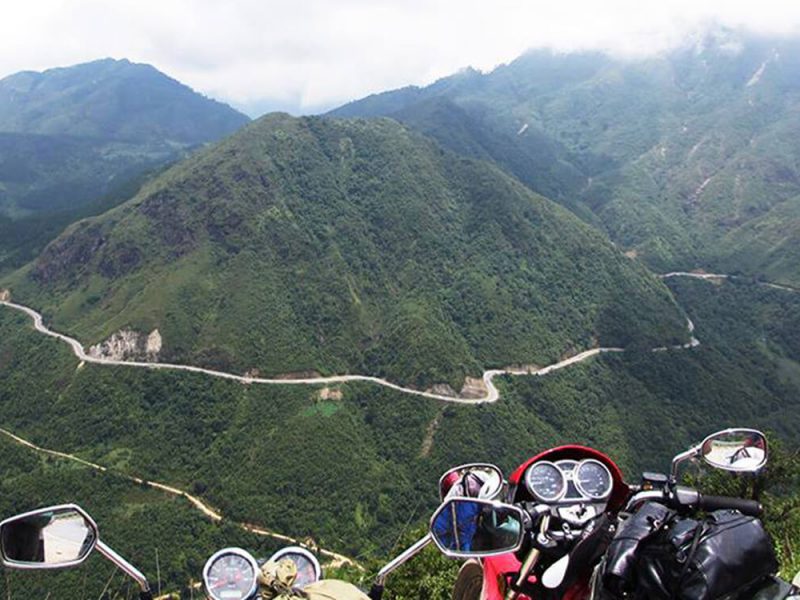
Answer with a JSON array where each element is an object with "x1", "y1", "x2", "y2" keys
[
  {"x1": 429, "y1": 498, "x2": 525, "y2": 558},
  {"x1": 438, "y1": 463, "x2": 504, "y2": 501},
  {"x1": 0, "y1": 504, "x2": 98, "y2": 569},
  {"x1": 701, "y1": 429, "x2": 767, "y2": 472}
]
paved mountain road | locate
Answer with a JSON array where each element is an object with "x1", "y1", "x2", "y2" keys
[{"x1": 0, "y1": 299, "x2": 694, "y2": 404}]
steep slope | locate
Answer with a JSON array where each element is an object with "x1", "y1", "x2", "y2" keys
[
  {"x1": 3, "y1": 114, "x2": 687, "y2": 389},
  {"x1": 0, "y1": 58, "x2": 247, "y2": 144},
  {"x1": 330, "y1": 30, "x2": 800, "y2": 285},
  {"x1": 0, "y1": 58, "x2": 249, "y2": 219},
  {"x1": 1, "y1": 274, "x2": 798, "y2": 583}
]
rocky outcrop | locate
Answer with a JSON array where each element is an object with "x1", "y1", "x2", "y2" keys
[
  {"x1": 0, "y1": 289, "x2": 10, "y2": 301},
  {"x1": 88, "y1": 328, "x2": 162, "y2": 361}
]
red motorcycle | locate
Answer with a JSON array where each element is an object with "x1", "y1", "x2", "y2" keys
[
  {"x1": 370, "y1": 445, "x2": 628, "y2": 600},
  {"x1": 370, "y1": 429, "x2": 783, "y2": 600}
]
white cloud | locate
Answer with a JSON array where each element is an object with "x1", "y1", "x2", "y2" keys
[{"x1": 1, "y1": 0, "x2": 799, "y2": 115}]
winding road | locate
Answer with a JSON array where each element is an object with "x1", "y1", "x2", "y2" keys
[
  {"x1": 0, "y1": 426, "x2": 359, "y2": 569},
  {"x1": 659, "y1": 271, "x2": 799, "y2": 294},
  {"x1": 0, "y1": 299, "x2": 696, "y2": 405},
  {"x1": 0, "y1": 271, "x2": 796, "y2": 591}
]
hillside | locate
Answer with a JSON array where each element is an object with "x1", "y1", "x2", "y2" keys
[
  {"x1": 3, "y1": 114, "x2": 687, "y2": 389},
  {"x1": 331, "y1": 30, "x2": 800, "y2": 286},
  {"x1": 0, "y1": 58, "x2": 249, "y2": 220},
  {"x1": 0, "y1": 58, "x2": 248, "y2": 144},
  {"x1": 0, "y1": 274, "x2": 798, "y2": 598}
]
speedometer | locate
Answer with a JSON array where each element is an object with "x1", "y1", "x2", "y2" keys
[
  {"x1": 575, "y1": 459, "x2": 613, "y2": 500},
  {"x1": 525, "y1": 461, "x2": 566, "y2": 502},
  {"x1": 203, "y1": 548, "x2": 258, "y2": 600}
]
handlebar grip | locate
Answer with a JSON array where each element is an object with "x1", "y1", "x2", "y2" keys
[
  {"x1": 139, "y1": 591, "x2": 153, "y2": 600},
  {"x1": 698, "y1": 494, "x2": 763, "y2": 517},
  {"x1": 368, "y1": 583, "x2": 385, "y2": 600}
]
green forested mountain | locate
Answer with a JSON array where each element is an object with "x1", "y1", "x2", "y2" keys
[
  {"x1": 0, "y1": 58, "x2": 249, "y2": 219},
  {"x1": 331, "y1": 30, "x2": 800, "y2": 285},
  {"x1": 0, "y1": 58, "x2": 247, "y2": 144},
  {"x1": 2, "y1": 114, "x2": 687, "y2": 389},
  {"x1": 1, "y1": 275, "x2": 798, "y2": 598},
  {"x1": 0, "y1": 58, "x2": 249, "y2": 276},
  {"x1": 2, "y1": 33, "x2": 799, "y2": 599}
]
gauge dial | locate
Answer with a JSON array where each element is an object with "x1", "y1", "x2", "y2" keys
[
  {"x1": 575, "y1": 459, "x2": 613, "y2": 500},
  {"x1": 525, "y1": 461, "x2": 566, "y2": 502},
  {"x1": 203, "y1": 548, "x2": 258, "y2": 600},
  {"x1": 268, "y1": 547, "x2": 322, "y2": 589}
]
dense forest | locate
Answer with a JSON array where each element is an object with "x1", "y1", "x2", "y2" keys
[
  {"x1": 2, "y1": 115, "x2": 687, "y2": 389},
  {"x1": 1, "y1": 277, "x2": 798, "y2": 596},
  {"x1": 333, "y1": 33, "x2": 800, "y2": 286}
]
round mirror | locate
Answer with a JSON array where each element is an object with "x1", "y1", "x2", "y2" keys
[
  {"x1": 429, "y1": 498, "x2": 524, "y2": 558},
  {"x1": 0, "y1": 505, "x2": 98, "y2": 568},
  {"x1": 438, "y1": 464, "x2": 504, "y2": 501},
  {"x1": 701, "y1": 429, "x2": 767, "y2": 472}
]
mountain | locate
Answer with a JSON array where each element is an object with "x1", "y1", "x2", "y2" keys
[
  {"x1": 1, "y1": 269, "x2": 799, "y2": 599},
  {"x1": 330, "y1": 30, "x2": 800, "y2": 286},
  {"x1": 2, "y1": 114, "x2": 687, "y2": 390},
  {"x1": 0, "y1": 58, "x2": 250, "y2": 274},
  {"x1": 0, "y1": 58, "x2": 248, "y2": 144},
  {"x1": 0, "y1": 58, "x2": 249, "y2": 219}
]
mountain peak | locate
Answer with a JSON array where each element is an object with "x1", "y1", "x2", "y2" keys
[{"x1": 0, "y1": 58, "x2": 249, "y2": 144}]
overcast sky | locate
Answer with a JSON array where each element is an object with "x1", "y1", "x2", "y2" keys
[{"x1": 2, "y1": 0, "x2": 799, "y2": 116}]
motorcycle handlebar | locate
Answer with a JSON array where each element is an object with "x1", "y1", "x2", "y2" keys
[
  {"x1": 696, "y1": 494, "x2": 763, "y2": 517},
  {"x1": 626, "y1": 487, "x2": 763, "y2": 518}
]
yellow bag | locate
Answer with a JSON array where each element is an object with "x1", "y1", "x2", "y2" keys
[{"x1": 258, "y1": 559, "x2": 369, "y2": 600}]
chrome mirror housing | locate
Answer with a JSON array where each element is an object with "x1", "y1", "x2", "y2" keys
[
  {"x1": 438, "y1": 463, "x2": 504, "y2": 501},
  {"x1": 429, "y1": 498, "x2": 525, "y2": 558},
  {"x1": 0, "y1": 504, "x2": 97, "y2": 569},
  {"x1": 701, "y1": 429, "x2": 767, "y2": 472},
  {"x1": 671, "y1": 428, "x2": 768, "y2": 480}
]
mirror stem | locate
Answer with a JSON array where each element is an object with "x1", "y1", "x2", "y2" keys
[
  {"x1": 374, "y1": 534, "x2": 432, "y2": 587},
  {"x1": 670, "y1": 445, "x2": 701, "y2": 482},
  {"x1": 96, "y1": 540, "x2": 151, "y2": 593}
]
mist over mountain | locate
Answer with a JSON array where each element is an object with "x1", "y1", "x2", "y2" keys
[{"x1": 331, "y1": 30, "x2": 800, "y2": 286}]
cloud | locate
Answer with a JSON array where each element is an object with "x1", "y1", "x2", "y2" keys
[{"x1": 1, "y1": 0, "x2": 799, "y2": 116}]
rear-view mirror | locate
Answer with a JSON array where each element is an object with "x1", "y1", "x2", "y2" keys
[
  {"x1": 438, "y1": 463, "x2": 504, "y2": 501},
  {"x1": 702, "y1": 429, "x2": 767, "y2": 472},
  {"x1": 429, "y1": 498, "x2": 525, "y2": 558},
  {"x1": 0, "y1": 504, "x2": 98, "y2": 569}
]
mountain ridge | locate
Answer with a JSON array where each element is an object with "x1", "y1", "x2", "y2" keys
[
  {"x1": 2, "y1": 113, "x2": 688, "y2": 389},
  {"x1": 329, "y1": 31, "x2": 800, "y2": 286}
]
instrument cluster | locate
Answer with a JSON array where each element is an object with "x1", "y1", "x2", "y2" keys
[{"x1": 524, "y1": 459, "x2": 613, "y2": 504}]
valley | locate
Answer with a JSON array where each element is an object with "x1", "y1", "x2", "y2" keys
[{"x1": 1, "y1": 26, "x2": 799, "y2": 599}]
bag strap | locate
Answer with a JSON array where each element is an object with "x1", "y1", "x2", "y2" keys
[{"x1": 673, "y1": 523, "x2": 706, "y2": 599}]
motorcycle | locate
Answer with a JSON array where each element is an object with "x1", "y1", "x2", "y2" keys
[
  {"x1": 371, "y1": 429, "x2": 800, "y2": 600},
  {"x1": 370, "y1": 448, "x2": 629, "y2": 600},
  {"x1": 590, "y1": 428, "x2": 800, "y2": 600},
  {"x1": 1, "y1": 429, "x2": 797, "y2": 599},
  {"x1": 0, "y1": 504, "x2": 368, "y2": 599}
]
